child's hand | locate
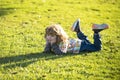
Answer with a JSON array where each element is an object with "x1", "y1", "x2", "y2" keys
[{"x1": 44, "y1": 42, "x2": 51, "y2": 54}]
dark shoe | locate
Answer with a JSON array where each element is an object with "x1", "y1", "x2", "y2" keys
[
  {"x1": 71, "y1": 19, "x2": 80, "y2": 32},
  {"x1": 92, "y1": 23, "x2": 109, "y2": 33}
]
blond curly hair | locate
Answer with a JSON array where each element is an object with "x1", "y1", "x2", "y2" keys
[{"x1": 45, "y1": 24, "x2": 69, "y2": 44}]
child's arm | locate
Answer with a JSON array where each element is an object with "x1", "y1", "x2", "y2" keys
[
  {"x1": 51, "y1": 43, "x2": 64, "y2": 55},
  {"x1": 43, "y1": 42, "x2": 51, "y2": 53}
]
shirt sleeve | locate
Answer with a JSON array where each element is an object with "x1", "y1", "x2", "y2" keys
[
  {"x1": 43, "y1": 42, "x2": 51, "y2": 53},
  {"x1": 51, "y1": 43, "x2": 64, "y2": 55}
]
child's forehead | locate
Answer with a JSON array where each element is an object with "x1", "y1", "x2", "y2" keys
[
  {"x1": 46, "y1": 27, "x2": 57, "y2": 32},
  {"x1": 46, "y1": 33, "x2": 56, "y2": 36}
]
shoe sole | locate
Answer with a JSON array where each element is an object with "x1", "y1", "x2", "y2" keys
[
  {"x1": 92, "y1": 24, "x2": 109, "y2": 30},
  {"x1": 71, "y1": 19, "x2": 80, "y2": 31}
]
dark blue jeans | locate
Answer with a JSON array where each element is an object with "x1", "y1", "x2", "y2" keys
[{"x1": 77, "y1": 32, "x2": 102, "y2": 52}]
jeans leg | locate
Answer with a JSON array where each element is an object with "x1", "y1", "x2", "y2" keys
[
  {"x1": 77, "y1": 32, "x2": 91, "y2": 44},
  {"x1": 79, "y1": 33, "x2": 102, "y2": 52},
  {"x1": 93, "y1": 33, "x2": 102, "y2": 50}
]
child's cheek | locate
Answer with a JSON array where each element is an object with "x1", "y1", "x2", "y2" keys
[
  {"x1": 46, "y1": 38, "x2": 50, "y2": 42},
  {"x1": 46, "y1": 36, "x2": 51, "y2": 42},
  {"x1": 46, "y1": 36, "x2": 50, "y2": 40}
]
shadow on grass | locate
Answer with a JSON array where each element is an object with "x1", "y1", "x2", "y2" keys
[
  {"x1": 0, "y1": 52, "x2": 89, "y2": 69},
  {"x1": 0, "y1": 7, "x2": 16, "y2": 16}
]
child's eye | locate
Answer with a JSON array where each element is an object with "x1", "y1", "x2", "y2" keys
[
  {"x1": 47, "y1": 34, "x2": 54, "y2": 37},
  {"x1": 49, "y1": 34, "x2": 55, "y2": 36}
]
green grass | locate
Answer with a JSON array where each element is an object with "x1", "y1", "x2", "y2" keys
[{"x1": 0, "y1": 0, "x2": 120, "y2": 80}]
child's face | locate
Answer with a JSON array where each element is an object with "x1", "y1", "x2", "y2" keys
[{"x1": 46, "y1": 35, "x2": 57, "y2": 44}]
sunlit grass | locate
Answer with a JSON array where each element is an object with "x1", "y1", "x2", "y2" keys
[{"x1": 0, "y1": 0, "x2": 120, "y2": 80}]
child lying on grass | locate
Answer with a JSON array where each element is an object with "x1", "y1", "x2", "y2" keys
[{"x1": 43, "y1": 19, "x2": 109, "y2": 55}]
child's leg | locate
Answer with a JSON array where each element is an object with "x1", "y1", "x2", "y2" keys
[
  {"x1": 79, "y1": 33, "x2": 101, "y2": 52},
  {"x1": 77, "y1": 32, "x2": 91, "y2": 44},
  {"x1": 80, "y1": 23, "x2": 109, "y2": 52},
  {"x1": 93, "y1": 33, "x2": 102, "y2": 50},
  {"x1": 71, "y1": 19, "x2": 91, "y2": 44},
  {"x1": 71, "y1": 19, "x2": 109, "y2": 52}
]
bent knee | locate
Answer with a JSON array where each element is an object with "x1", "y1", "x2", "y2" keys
[{"x1": 96, "y1": 46, "x2": 102, "y2": 51}]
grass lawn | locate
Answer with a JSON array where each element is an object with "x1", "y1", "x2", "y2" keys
[{"x1": 0, "y1": 0, "x2": 120, "y2": 80}]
